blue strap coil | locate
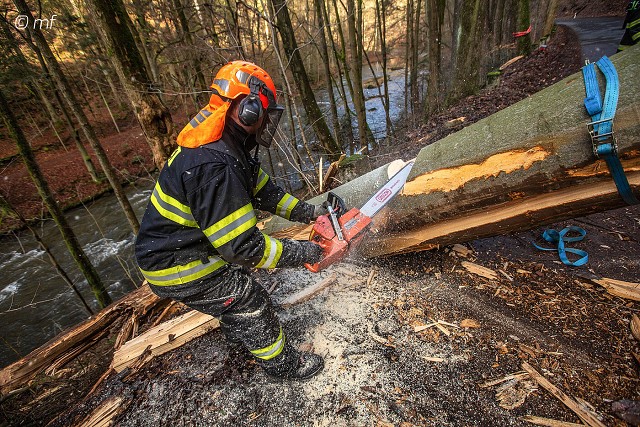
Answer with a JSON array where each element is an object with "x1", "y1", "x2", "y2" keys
[
  {"x1": 533, "y1": 226, "x2": 589, "y2": 267},
  {"x1": 581, "y1": 56, "x2": 638, "y2": 205}
]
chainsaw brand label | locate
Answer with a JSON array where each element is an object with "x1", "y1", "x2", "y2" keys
[{"x1": 376, "y1": 188, "x2": 392, "y2": 203}]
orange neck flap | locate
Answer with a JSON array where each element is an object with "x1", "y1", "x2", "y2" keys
[{"x1": 176, "y1": 94, "x2": 230, "y2": 148}]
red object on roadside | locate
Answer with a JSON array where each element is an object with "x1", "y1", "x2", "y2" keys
[{"x1": 513, "y1": 25, "x2": 532, "y2": 37}]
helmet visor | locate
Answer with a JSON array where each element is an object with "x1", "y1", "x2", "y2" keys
[{"x1": 256, "y1": 105, "x2": 284, "y2": 148}]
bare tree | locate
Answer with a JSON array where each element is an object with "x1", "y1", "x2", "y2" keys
[
  {"x1": 12, "y1": 0, "x2": 140, "y2": 235},
  {"x1": 0, "y1": 89, "x2": 111, "y2": 309},
  {"x1": 84, "y1": 0, "x2": 176, "y2": 170},
  {"x1": 269, "y1": 0, "x2": 342, "y2": 159}
]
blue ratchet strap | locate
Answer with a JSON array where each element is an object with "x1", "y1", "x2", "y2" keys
[
  {"x1": 533, "y1": 226, "x2": 589, "y2": 267},
  {"x1": 581, "y1": 56, "x2": 639, "y2": 205}
]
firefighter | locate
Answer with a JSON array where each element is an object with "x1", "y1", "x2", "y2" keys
[
  {"x1": 618, "y1": 0, "x2": 640, "y2": 51},
  {"x1": 135, "y1": 61, "x2": 329, "y2": 379}
]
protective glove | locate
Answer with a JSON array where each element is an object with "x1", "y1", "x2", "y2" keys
[
  {"x1": 277, "y1": 239, "x2": 324, "y2": 267},
  {"x1": 313, "y1": 204, "x2": 329, "y2": 218}
]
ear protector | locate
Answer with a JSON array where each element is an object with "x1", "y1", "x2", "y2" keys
[{"x1": 238, "y1": 78, "x2": 264, "y2": 126}]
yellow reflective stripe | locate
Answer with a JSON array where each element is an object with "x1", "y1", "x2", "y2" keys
[
  {"x1": 140, "y1": 256, "x2": 227, "y2": 286},
  {"x1": 633, "y1": 31, "x2": 640, "y2": 41},
  {"x1": 203, "y1": 203, "x2": 257, "y2": 248},
  {"x1": 255, "y1": 234, "x2": 283, "y2": 269},
  {"x1": 276, "y1": 194, "x2": 299, "y2": 220},
  {"x1": 250, "y1": 328, "x2": 285, "y2": 360},
  {"x1": 150, "y1": 183, "x2": 197, "y2": 227},
  {"x1": 627, "y1": 17, "x2": 640, "y2": 28},
  {"x1": 253, "y1": 168, "x2": 269, "y2": 195},
  {"x1": 167, "y1": 147, "x2": 182, "y2": 167}
]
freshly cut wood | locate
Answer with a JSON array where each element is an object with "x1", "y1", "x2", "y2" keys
[
  {"x1": 322, "y1": 153, "x2": 346, "y2": 191},
  {"x1": 111, "y1": 310, "x2": 219, "y2": 373},
  {"x1": 631, "y1": 314, "x2": 640, "y2": 342},
  {"x1": 112, "y1": 274, "x2": 339, "y2": 373},
  {"x1": 499, "y1": 55, "x2": 525, "y2": 70},
  {"x1": 0, "y1": 285, "x2": 161, "y2": 395},
  {"x1": 520, "y1": 415, "x2": 586, "y2": 427},
  {"x1": 280, "y1": 274, "x2": 338, "y2": 307},
  {"x1": 73, "y1": 396, "x2": 131, "y2": 427},
  {"x1": 262, "y1": 48, "x2": 639, "y2": 259},
  {"x1": 461, "y1": 261, "x2": 498, "y2": 280},
  {"x1": 460, "y1": 319, "x2": 481, "y2": 328},
  {"x1": 479, "y1": 371, "x2": 529, "y2": 388},
  {"x1": 522, "y1": 362, "x2": 606, "y2": 427},
  {"x1": 591, "y1": 278, "x2": 640, "y2": 302}
]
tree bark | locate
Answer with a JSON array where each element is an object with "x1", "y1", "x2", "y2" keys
[
  {"x1": 0, "y1": 89, "x2": 112, "y2": 309},
  {"x1": 346, "y1": 0, "x2": 370, "y2": 150},
  {"x1": 269, "y1": 0, "x2": 342, "y2": 159},
  {"x1": 85, "y1": 0, "x2": 176, "y2": 171},
  {"x1": 0, "y1": 17, "x2": 102, "y2": 183},
  {"x1": 261, "y1": 48, "x2": 640, "y2": 257},
  {"x1": 12, "y1": 0, "x2": 140, "y2": 234}
]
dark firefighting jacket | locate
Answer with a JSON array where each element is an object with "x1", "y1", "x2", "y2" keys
[{"x1": 135, "y1": 123, "x2": 315, "y2": 287}]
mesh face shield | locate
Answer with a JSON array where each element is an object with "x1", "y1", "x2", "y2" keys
[{"x1": 256, "y1": 104, "x2": 284, "y2": 148}]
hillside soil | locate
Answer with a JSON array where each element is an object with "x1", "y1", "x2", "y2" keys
[{"x1": 1, "y1": 12, "x2": 639, "y2": 427}]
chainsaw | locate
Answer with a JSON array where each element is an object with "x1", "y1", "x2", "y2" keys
[{"x1": 305, "y1": 161, "x2": 415, "y2": 272}]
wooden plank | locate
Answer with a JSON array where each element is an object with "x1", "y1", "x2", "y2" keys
[
  {"x1": 73, "y1": 396, "x2": 131, "y2": 427},
  {"x1": 520, "y1": 415, "x2": 586, "y2": 427},
  {"x1": 521, "y1": 362, "x2": 606, "y2": 427},
  {"x1": 461, "y1": 261, "x2": 498, "y2": 280},
  {"x1": 111, "y1": 310, "x2": 219, "y2": 373},
  {"x1": 592, "y1": 278, "x2": 640, "y2": 302},
  {"x1": 632, "y1": 314, "x2": 640, "y2": 342},
  {"x1": 280, "y1": 274, "x2": 338, "y2": 307}
]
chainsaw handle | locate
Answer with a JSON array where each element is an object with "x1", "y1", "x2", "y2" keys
[{"x1": 304, "y1": 214, "x2": 348, "y2": 272}]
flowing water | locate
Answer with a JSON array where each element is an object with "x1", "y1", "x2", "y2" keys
[{"x1": 0, "y1": 66, "x2": 409, "y2": 367}]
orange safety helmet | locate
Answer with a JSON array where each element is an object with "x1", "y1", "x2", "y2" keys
[
  {"x1": 177, "y1": 61, "x2": 284, "y2": 148},
  {"x1": 210, "y1": 60, "x2": 279, "y2": 110}
]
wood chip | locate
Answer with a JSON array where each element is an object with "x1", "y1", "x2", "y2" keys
[
  {"x1": 366, "y1": 269, "x2": 377, "y2": 287},
  {"x1": 414, "y1": 322, "x2": 438, "y2": 332},
  {"x1": 421, "y1": 356, "x2": 444, "y2": 362},
  {"x1": 521, "y1": 362, "x2": 606, "y2": 427},
  {"x1": 520, "y1": 415, "x2": 586, "y2": 427},
  {"x1": 461, "y1": 261, "x2": 498, "y2": 280},
  {"x1": 451, "y1": 244, "x2": 472, "y2": 257},
  {"x1": 479, "y1": 371, "x2": 529, "y2": 388},
  {"x1": 460, "y1": 319, "x2": 480, "y2": 328},
  {"x1": 73, "y1": 396, "x2": 132, "y2": 427},
  {"x1": 630, "y1": 314, "x2": 640, "y2": 342}
]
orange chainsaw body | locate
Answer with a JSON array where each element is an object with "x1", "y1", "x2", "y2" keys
[{"x1": 304, "y1": 207, "x2": 372, "y2": 272}]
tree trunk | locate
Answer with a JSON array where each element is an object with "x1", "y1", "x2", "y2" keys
[
  {"x1": 0, "y1": 18, "x2": 101, "y2": 181},
  {"x1": 517, "y1": 0, "x2": 532, "y2": 55},
  {"x1": 542, "y1": 0, "x2": 559, "y2": 37},
  {"x1": 85, "y1": 0, "x2": 176, "y2": 171},
  {"x1": 346, "y1": 0, "x2": 370, "y2": 151},
  {"x1": 261, "y1": 48, "x2": 640, "y2": 257},
  {"x1": 270, "y1": 0, "x2": 342, "y2": 159},
  {"x1": 375, "y1": 0, "x2": 393, "y2": 138},
  {"x1": 314, "y1": 0, "x2": 341, "y2": 143},
  {"x1": 0, "y1": 90, "x2": 112, "y2": 309},
  {"x1": 12, "y1": 0, "x2": 140, "y2": 235}
]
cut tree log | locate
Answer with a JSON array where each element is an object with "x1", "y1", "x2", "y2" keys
[
  {"x1": 262, "y1": 47, "x2": 640, "y2": 258},
  {"x1": 0, "y1": 284, "x2": 162, "y2": 395}
]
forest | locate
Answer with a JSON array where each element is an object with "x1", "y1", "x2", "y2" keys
[
  {"x1": 2, "y1": 0, "x2": 640, "y2": 425},
  {"x1": 0, "y1": 0, "x2": 564, "y2": 309}
]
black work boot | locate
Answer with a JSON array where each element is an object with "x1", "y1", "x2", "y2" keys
[{"x1": 260, "y1": 344, "x2": 324, "y2": 380}]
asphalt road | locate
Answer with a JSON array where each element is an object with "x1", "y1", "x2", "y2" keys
[{"x1": 556, "y1": 17, "x2": 626, "y2": 62}]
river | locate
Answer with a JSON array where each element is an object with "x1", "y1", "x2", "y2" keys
[{"x1": 0, "y1": 66, "x2": 409, "y2": 367}]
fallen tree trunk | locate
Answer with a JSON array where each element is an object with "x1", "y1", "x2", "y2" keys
[
  {"x1": 263, "y1": 46, "x2": 640, "y2": 257},
  {"x1": 0, "y1": 284, "x2": 162, "y2": 395}
]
